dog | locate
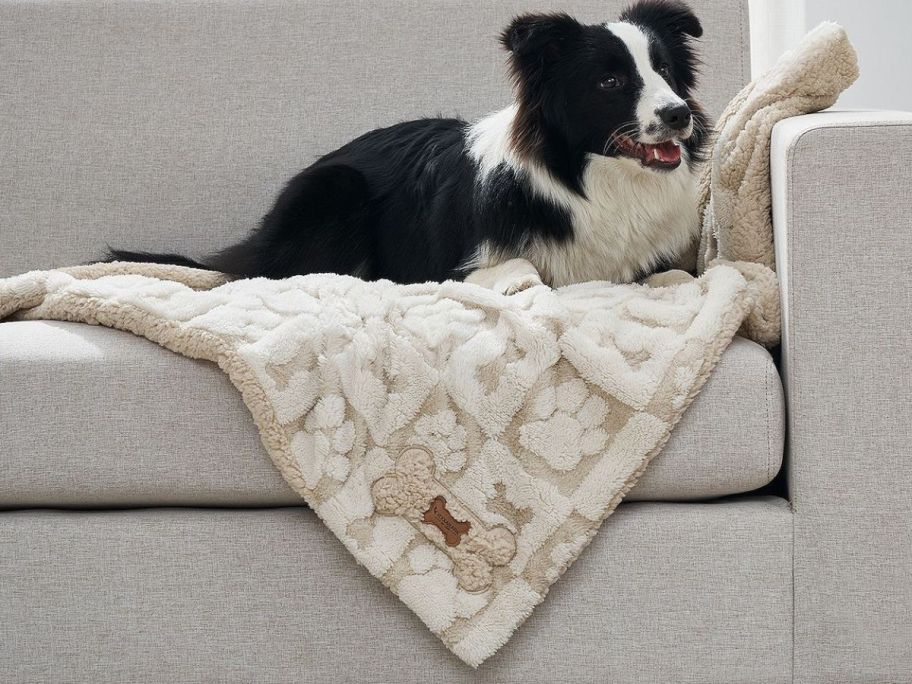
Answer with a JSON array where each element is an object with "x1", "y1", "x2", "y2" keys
[{"x1": 110, "y1": 0, "x2": 708, "y2": 288}]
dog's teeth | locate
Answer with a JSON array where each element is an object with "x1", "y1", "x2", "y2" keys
[{"x1": 653, "y1": 148, "x2": 660, "y2": 160}]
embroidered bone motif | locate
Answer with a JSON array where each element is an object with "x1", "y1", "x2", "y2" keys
[
  {"x1": 371, "y1": 446, "x2": 516, "y2": 591},
  {"x1": 422, "y1": 496, "x2": 469, "y2": 546}
]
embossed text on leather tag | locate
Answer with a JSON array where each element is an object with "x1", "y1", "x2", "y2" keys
[{"x1": 422, "y1": 495, "x2": 470, "y2": 546}]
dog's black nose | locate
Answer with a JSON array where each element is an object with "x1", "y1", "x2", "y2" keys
[{"x1": 657, "y1": 103, "x2": 692, "y2": 130}]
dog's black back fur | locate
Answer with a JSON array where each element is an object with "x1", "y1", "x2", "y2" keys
[{"x1": 111, "y1": 117, "x2": 574, "y2": 282}]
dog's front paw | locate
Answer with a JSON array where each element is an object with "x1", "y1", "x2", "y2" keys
[
  {"x1": 465, "y1": 258, "x2": 544, "y2": 295},
  {"x1": 502, "y1": 271, "x2": 543, "y2": 295}
]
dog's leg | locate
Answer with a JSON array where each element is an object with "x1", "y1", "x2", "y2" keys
[
  {"x1": 643, "y1": 269, "x2": 694, "y2": 287},
  {"x1": 465, "y1": 258, "x2": 544, "y2": 295},
  {"x1": 208, "y1": 164, "x2": 373, "y2": 279}
]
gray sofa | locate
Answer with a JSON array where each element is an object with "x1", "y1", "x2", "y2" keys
[{"x1": 1, "y1": 1, "x2": 909, "y2": 682}]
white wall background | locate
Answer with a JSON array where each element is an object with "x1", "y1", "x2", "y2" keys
[{"x1": 804, "y1": 0, "x2": 912, "y2": 111}]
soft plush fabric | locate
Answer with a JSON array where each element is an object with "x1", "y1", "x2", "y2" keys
[
  {"x1": 695, "y1": 22, "x2": 859, "y2": 346},
  {"x1": 0, "y1": 500, "x2": 792, "y2": 683},
  {"x1": 0, "y1": 322, "x2": 783, "y2": 508},
  {"x1": 0, "y1": 261, "x2": 756, "y2": 666}
]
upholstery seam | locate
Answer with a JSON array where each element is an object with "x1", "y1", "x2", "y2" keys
[
  {"x1": 739, "y1": 0, "x2": 747, "y2": 87},
  {"x1": 791, "y1": 488, "x2": 796, "y2": 684},
  {"x1": 765, "y1": 356, "x2": 772, "y2": 482},
  {"x1": 787, "y1": 124, "x2": 798, "y2": 684}
]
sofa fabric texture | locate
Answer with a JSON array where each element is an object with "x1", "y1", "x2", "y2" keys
[
  {"x1": 0, "y1": 500, "x2": 792, "y2": 684},
  {"x1": 0, "y1": 321, "x2": 783, "y2": 508},
  {"x1": 772, "y1": 111, "x2": 912, "y2": 684}
]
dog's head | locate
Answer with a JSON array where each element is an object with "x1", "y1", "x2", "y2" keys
[{"x1": 502, "y1": 0, "x2": 706, "y2": 174}]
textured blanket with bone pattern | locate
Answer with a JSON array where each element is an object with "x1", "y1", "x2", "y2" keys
[
  {"x1": 0, "y1": 261, "x2": 753, "y2": 666},
  {"x1": 0, "y1": 23, "x2": 857, "y2": 667}
]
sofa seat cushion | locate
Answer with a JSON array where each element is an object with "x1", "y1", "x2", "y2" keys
[
  {"x1": 0, "y1": 500, "x2": 792, "y2": 683},
  {"x1": 0, "y1": 321, "x2": 783, "y2": 507}
]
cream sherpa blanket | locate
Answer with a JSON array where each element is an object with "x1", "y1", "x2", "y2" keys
[
  {"x1": 1, "y1": 261, "x2": 753, "y2": 666},
  {"x1": 0, "y1": 23, "x2": 857, "y2": 668},
  {"x1": 696, "y1": 22, "x2": 859, "y2": 346}
]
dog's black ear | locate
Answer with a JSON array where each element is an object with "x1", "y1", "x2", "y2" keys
[
  {"x1": 500, "y1": 13, "x2": 582, "y2": 59},
  {"x1": 620, "y1": 0, "x2": 703, "y2": 39}
]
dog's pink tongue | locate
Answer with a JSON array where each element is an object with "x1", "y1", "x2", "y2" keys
[{"x1": 656, "y1": 141, "x2": 682, "y2": 163}]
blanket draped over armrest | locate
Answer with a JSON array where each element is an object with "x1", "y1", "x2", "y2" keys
[
  {"x1": 696, "y1": 22, "x2": 859, "y2": 346},
  {"x1": 0, "y1": 23, "x2": 857, "y2": 667}
]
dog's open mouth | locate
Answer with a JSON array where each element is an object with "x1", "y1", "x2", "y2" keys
[{"x1": 612, "y1": 135, "x2": 683, "y2": 170}]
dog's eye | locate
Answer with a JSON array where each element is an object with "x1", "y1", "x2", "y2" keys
[
  {"x1": 658, "y1": 63, "x2": 672, "y2": 78},
  {"x1": 598, "y1": 76, "x2": 623, "y2": 90}
]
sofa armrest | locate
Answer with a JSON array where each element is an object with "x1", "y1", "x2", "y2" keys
[{"x1": 771, "y1": 110, "x2": 912, "y2": 683}]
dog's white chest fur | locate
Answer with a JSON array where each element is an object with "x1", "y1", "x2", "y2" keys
[
  {"x1": 467, "y1": 105, "x2": 700, "y2": 288},
  {"x1": 528, "y1": 155, "x2": 699, "y2": 287}
]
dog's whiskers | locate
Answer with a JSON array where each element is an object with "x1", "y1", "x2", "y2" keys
[{"x1": 603, "y1": 122, "x2": 640, "y2": 155}]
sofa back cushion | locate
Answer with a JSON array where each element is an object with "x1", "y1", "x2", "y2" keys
[{"x1": 0, "y1": 0, "x2": 750, "y2": 276}]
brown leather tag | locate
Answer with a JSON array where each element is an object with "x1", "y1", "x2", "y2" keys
[{"x1": 422, "y1": 495, "x2": 470, "y2": 547}]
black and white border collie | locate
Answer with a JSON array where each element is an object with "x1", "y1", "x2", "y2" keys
[{"x1": 112, "y1": 0, "x2": 708, "y2": 288}]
